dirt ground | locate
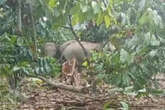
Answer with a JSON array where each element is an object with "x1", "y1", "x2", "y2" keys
[
  {"x1": 1, "y1": 65, "x2": 164, "y2": 110},
  {"x1": 17, "y1": 73, "x2": 165, "y2": 110}
]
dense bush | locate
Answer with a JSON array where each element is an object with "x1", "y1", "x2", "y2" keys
[
  {"x1": 0, "y1": 34, "x2": 61, "y2": 89},
  {"x1": 0, "y1": 0, "x2": 165, "y2": 92},
  {"x1": 89, "y1": 0, "x2": 165, "y2": 90}
]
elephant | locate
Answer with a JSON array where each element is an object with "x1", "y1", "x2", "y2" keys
[
  {"x1": 44, "y1": 40, "x2": 101, "y2": 64},
  {"x1": 60, "y1": 40, "x2": 101, "y2": 63}
]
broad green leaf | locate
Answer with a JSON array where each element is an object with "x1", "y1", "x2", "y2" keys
[
  {"x1": 139, "y1": 8, "x2": 163, "y2": 28},
  {"x1": 120, "y1": 49, "x2": 132, "y2": 64},
  {"x1": 82, "y1": 61, "x2": 88, "y2": 67},
  {"x1": 144, "y1": 32, "x2": 160, "y2": 46},
  {"x1": 80, "y1": 4, "x2": 89, "y2": 13},
  {"x1": 104, "y1": 15, "x2": 111, "y2": 28},
  {"x1": 119, "y1": 13, "x2": 127, "y2": 25},
  {"x1": 139, "y1": 8, "x2": 154, "y2": 26},
  {"x1": 120, "y1": 49, "x2": 129, "y2": 63},
  {"x1": 70, "y1": 5, "x2": 81, "y2": 14},
  {"x1": 96, "y1": 13, "x2": 104, "y2": 25},
  {"x1": 143, "y1": 32, "x2": 151, "y2": 46},
  {"x1": 139, "y1": 12, "x2": 150, "y2": 25},
  {"x1": 139, "y1": 0, "x2": 146, "y2": 11},
  {"x1": 149, "y1": 50, "x2": 157, "y2": 57},
  {"x1": 150, "y1": 35, "x2": 160, "y2": 46},
  {"x1": 13, "y1": 66, "x2": 21, "y2": 72},
  {"x1": 152, "y1": 10, "x2": 163, "y2": 27},
  {"x1": 120, "y1": 101, "x2": 129, "y2": 110},
  {"x1": 91, "y1": 1, "x2": 101, "y2": 14},
  {"x1": 10, "y1": 35, "x2": 17, "y2": 44},
  {"x1": 17, "y1": 38, "x2": 24, "y2": 46},
  {"x1": 72, "y1": 14, "x2": 80, "y2": 25},
  {"x1": 122, "y1": 73, "x2": 131, "y2": 87},
  {"x1": 54, "y1": 8, "x2": 60, "y2": 17},
  {"x1": 85, "y1": 9, "x2": 94, "y2": 20},
  {"x1": 52, "y1": 16, "x2": 66, "y2": 29},
  {"x1": 48, "y1": 0, "x2": 56, "y2": 8}
]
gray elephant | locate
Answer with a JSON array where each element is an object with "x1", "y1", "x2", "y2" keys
[
  {"x1": 60, "y1": 40, "x2": 101, "y2": 63},
  {"x1": 44, "y1": 40, "x2": 101, "y2": 64}
]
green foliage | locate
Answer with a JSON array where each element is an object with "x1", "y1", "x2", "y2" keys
[
  {"x1": 46, "y1": 0, "x2": 117, "y2": 28},
  {"x1": 0, "y1": 0, "x2": 165, "y2": 93},
  {"x1": 0, "y1": 78, "x2": 18, "y2": 110},
  {"x1": 120, "y1": 101, "x2": 129, "y2": 110},
  {"x1": 80, "y1": 23, "x2": 110, "y2": 42},
  {"x1": 0, "y1": 33, "x2": 61, "y2": 89},
  {"x1": 90, "y1": 0, "x2": 165, "y2": 90}
]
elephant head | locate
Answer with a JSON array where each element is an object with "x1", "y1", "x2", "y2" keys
[{"x1": 44, "y1": 42, "x2": 57, "y2": 57}]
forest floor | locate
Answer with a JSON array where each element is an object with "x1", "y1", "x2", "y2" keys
[
  {"x1": 0, "y1": 60, "x2": 165, "y2": 110},
  {"x1": 0, "y1": 74, "x2": 165, "y2": 110},
  {"x1": 17, "y1": 72, "x2": 165, "y2": 110}
]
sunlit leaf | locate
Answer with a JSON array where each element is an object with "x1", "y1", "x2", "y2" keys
[
  {"x1": 13, "y1": 66, "x2": 21, "y2": 72},
  {"x1": 104, "y1": 15, "x2": 111, "y2": 28},
  {"x1": 120, "y1": 101, "x2": 129, "y2": 110},
  {"x1": 96, "y1": 13, "x2": 104, "y2": 25},
  {"x1": 120, "y1": 49, "x2": 129, "y2": 63},
  {"x1": 82, "y1": 61, "x2": 88, "y2": 67},
  {"x1": 48, "y1": 0, "x2": 57, "y2": 8},
  {"x1": 80, "y1": 4, "x2": 89, "y2": 13},
  {"x1": 91, "y1": 1, "x2": 101, "y2": 14},
  {"x1": 72, "y1": 14, "x2": 80, "y2": 25},
  {"x1": 149, "y1": 50, "x2": 157, "y2": 57}
]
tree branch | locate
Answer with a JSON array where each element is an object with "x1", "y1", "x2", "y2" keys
[
  {"x1": 17, "y1": 0, "x2": 22, "y2": 34},
  {"x1": 37, "y1": 76, "x2": 88, "y2": 93},
  {"x1": 102, "y1": 0, "x2": 107, "y2": 8},
  {"x1": 29, "y1": 0, "x2": 37, "y2": 60},
  {"x1": 68, "y1": 16, "x2": 90, "y2": 63}
]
